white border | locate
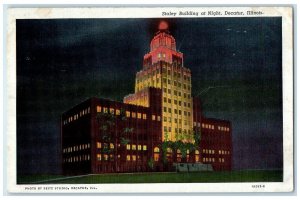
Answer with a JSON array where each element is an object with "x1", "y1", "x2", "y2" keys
[{"x1": 5, "y1": 7, "x2": 294, "y2": 193}]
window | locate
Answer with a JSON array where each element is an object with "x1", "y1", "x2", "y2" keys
[
  {"x1": 157, "y1": 116, "x2": 161, "y2": 121},
  {"x1": 126, "y1": 144, "x2": 131, "y2": 150},
  {"x1": 97, "y1": 142, "x2": 101, "y2": 149},
  {"x1": 179, "y1": 110, "x2": 182, "y2": 115},
  {"x1": 110, "y1": 143, "x2": 114, "y2": 149},
  {"x1": 174, "y1": 100, "x2": 177, "y2": 104},
  {"x1": 174, "y1": 90, "x2": 177, "y2": 95},
  {"x1": 103, "y1": 107, "x2": 108, "y2": 113},
  {"x1": 138, "y1": 145, "x2": 142, "y2": 150},
  {"x1": 174, "y1": 109, "x2": 177, "y2": 114},
  {"x1": 168, "y1": 108, "x2": 171, "y2": 113},
  {"x1": 163, "y1": 107, "x2": 167, "y2": 112},
  {"x1": 126, "y1": 155, "x2": 131, "y2": 161},
  {"x1": 143, "y1": 113, "x2": 147, "y2": 119},
  {"x1": 132, "y1": 112, "x2": 136, "y2": 118},
  {"x1": 116, "y1": 109, "x2": 120, "y2": 115},
  {"x1": 97, "y1": 154, "x2": 101, "y2": 161},
  {"x1": 132, "y1": 144, "x2": 136, "y2": 150},
  {"x1": 164, "y1": 117, "x2": 167, "y2": 122},
  {"x1": 152, "y1": 115, "x2": 156, "y2": 120},
  {"x1": 110, "y1": 108, "x2": 114, "y2": 114},
  {"x1": 164, "y1": 97, "x2": 167, "y2": 102},
  {"x1": 168, "y1": 98, "x2": 171, "y2": 103},
  {"x1": 132, "y1": 155, "x2": 136, "y2": 161},
  {"x1": 168, "y1": 89, "x2": 171, "y2": 94},
  {"x1": 137, "y1": 113, "x2": 142, "y2": 119},
  {"x1": 143, "y1": 145, "x2": 147, "y2": 151},
  {"x1": 154, "y1": 147, "x2": 160, "y2": 153}
]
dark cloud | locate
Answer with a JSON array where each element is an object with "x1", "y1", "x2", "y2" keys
[{"x1": 17, "y1": 18, "x2": 282, "y2": 174}]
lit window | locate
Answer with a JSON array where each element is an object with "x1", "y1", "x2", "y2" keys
[
  {"x1": 97, "y1": 154, "x2": 101, "y2": 161},
  {"x1": 132, "y1": 112, "x2": 136, "y2": 118},
  {"x1": 143, "y1": 145, "x2": 147, "y2": 151},
  {"x1": 138, "y1": 145, "x2": 142, "y2": 150},
  {"x1": 103, "y1": 154, "x2": 108, "y2": 161},
  {"x1": 88, "y1": 107, "x2": 90, "y2": 113},
  {"x1": 116, "y1": 109, "x2": 120, "y2": 115},
  {"x1": 132, "y1": 155, "x2": 136, "y2": 161},
  {"x1": 110, "y1": 108, "x2": 114, "y2": 114},
  {"x1": 97, "y1": 142, "x2": 101, "y2": 149},
  {"x1": 126, "y1": 111, "x2": 130, "y2": 117},
  {"x1": 132, "y1": 144, "x2": 136, "y2": 150},
  {"x1": 195, "y1": 150, "x2": 200, "y2": 155},
  {"x1": 143, "y1": 114, "x2": 147, "y2": 119},
  {"x1": 152, "y1": 115, "x2": 156, "y2": 121},
  {"x1": 110, "y1": 143, "x2": 114, "y2": 149},
  {"x1": 154, "y1": 147, "x2": 160, "y2": 153},
  {"x1": 222, "y1": 158, "x2": 225, "y2": 163},
  {"x1": 126, "y1": 144, "x2": 131, "y2": 150},
  {"x1": 103, "y1": 107, "x2": 108, "y2": 113},
  {"x1": 157, "y1": 116, "x2": 161, "y2": 121},
  {"x1": 219, "y1": 150, "x2": 221, "y2": 154},
  {"x1": 137, "y1": 113, "x2": 141, "y2": 119},
  {"x1": 126, "y1": 155, "x2": 131, "y2": 161}
]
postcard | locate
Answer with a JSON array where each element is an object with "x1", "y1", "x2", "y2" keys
[{"x1": 5, "y1": 6, "x2": 293, "y2": 193}]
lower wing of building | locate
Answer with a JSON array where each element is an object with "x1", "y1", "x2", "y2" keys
[{"x1": 61, "y1": 88, "x2": 232, "y2": 175}]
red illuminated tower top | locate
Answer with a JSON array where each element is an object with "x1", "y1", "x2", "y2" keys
[{"x1": 144, "y1": 21, "x2": 183, "y2": 67}]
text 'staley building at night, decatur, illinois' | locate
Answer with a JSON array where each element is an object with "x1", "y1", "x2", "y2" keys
[{"x1": 61, "y1": 22, "x2": 232, "y2": 175}]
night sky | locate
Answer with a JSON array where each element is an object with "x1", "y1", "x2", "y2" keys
[{"x1": 16, "y1": 18, "x2": 282, "y2": 175}]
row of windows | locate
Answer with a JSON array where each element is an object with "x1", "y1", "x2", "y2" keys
[
  {"x1": 63, "y1": 143, "x2": 90, "y2": 153},
  {"x1": 126, "y1": 144, "x2": 147, "y2": 151},
  {"x1": 163, "y1": 98, "x2": 191, "y2": 108},
  {"x1": 162, "y1": 148, "x2": 200, "y2": 155},
  {"x1": 162, "y1": 88, "x2": 191, "y2": 98},
  {"x1": 163, "y1": 107, "x2": 191, "y2": 116},
  {"x1": 96, "y1": 142, "x2": 148, "y2": 151},
  {"x1": 218, "y1": 126, "x2": 230, "y2": 132},
  {"x1": 201, "y1": 123, "x2": 230, "y2": 132},
  {"x1": 163, "y1": 126, "x2": 192, "y2": 134},
  {"x1": 63, "y1": 154, "x2": 90, "y2": 163},
  {"x1": 203, "y1": 157, "x2": 226, "y2": 163},
  {"x1": 202, "y1": 149, "x2": 231, "y2": 155},
  {"x1": 193, "y1": 122, "x2": 201, "y2": 127},
  {"x1": 97, "y1": 106, "x2": 150, "y2": 120},
  {"x1": 163, "y1": 117, "x2": 191, "y2": 126},
  {"x1": 63, "y1": 107, "x2": 90, "y2": 125},
  {"x1": 162, "y1": 78, "x2": 191, "y2": 91}
]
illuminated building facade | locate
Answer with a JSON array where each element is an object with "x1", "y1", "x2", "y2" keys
[
  {"x1": 61, "y1": 21, "x2": 232, "y2": 175},
  {"x1": 124, "y1": 21, "x2": 193, "y2": 142}
]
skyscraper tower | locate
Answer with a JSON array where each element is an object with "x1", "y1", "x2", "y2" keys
[{"x1": 124, "y1": 21, "x2": 193, "y2": 142}]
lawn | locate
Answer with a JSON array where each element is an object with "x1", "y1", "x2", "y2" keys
[{"x1": 18, "y1": 170, "x2": 283, "y2": 184}]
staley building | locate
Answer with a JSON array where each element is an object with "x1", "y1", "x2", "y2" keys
[{"x1": 61, "y1": 21, "x2": 232, "y2": 175}]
